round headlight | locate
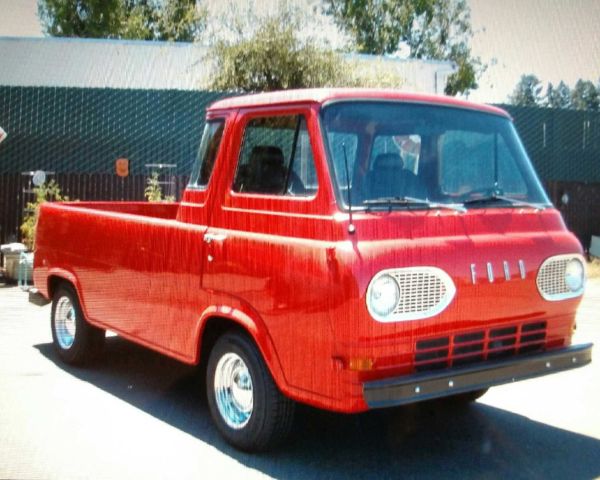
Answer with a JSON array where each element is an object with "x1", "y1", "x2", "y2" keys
[
  {"x1": 565, "y1": 258, "x2": 585, "y2": 292},
  {"x1": 368, "y1": 274, "x2": 400, "y2": 319}
]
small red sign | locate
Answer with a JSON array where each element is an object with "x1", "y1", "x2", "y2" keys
[{"x1": 115, "y1": 158, "x2": 129, "y2": 177}]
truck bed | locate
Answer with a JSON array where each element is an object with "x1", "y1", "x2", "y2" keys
[
  {"x1": 34, "y1": 199, "x2": 204, "y2": 364},
  {"x1": 55, "y1": 201, "x2": 180, "y2": 220}
]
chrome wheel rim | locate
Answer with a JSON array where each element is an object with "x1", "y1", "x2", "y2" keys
[
  {"x1": 55, "y1": 296, "x2": 76, "y2": 350},
  {"x1": 214, "y1": 352, "x2": 253, "y2": 429}
]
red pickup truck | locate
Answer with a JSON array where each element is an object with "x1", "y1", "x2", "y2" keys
[{"x1": 33, "y1": 89, "x2": 592, "y2": 451}]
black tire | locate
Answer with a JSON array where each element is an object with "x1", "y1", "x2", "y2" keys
[
  {"x1": 206, "y1": 331, "x2": 295, "y2": 452},
  {"x1": 448, "y1": 388, "x2": 489, "y2": 404},
  {"x1": 51, "y1": 283, "x2": 105, "y2": 365}
]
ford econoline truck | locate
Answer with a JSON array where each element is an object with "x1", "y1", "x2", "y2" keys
[{"x1": 32, "y1": 89, "x2": 592, "y2": 451}]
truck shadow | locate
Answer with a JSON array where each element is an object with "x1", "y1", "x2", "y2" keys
[{"x1": 35, "y1": 337, "x2": 600, "y2": 480}]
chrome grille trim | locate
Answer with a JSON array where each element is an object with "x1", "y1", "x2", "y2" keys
[
  {"x1": 368, "y1": 267, "x2": 456, "y2": 322},
  {"x1": 536, "y1": 254, "x2": 586, "y2": 301},
  {"x1": 414, "y1": 321, "x2": 548, "y2": 371}
]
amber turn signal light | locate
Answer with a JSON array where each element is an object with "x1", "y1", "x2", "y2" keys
[{"x1": 348, "y1": 357, "x2": 374, "y2": 371}]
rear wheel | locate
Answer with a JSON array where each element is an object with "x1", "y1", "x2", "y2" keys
[
  {"x1": 206, "y1": 331, "x2": 295, "y2": 452},
  {"x1": 51, "y1": 283, "x2": 105, "y2": 365}
]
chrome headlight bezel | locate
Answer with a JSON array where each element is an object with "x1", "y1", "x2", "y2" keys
[
  {"x1": 366, "y1": 274, "x2": 401, "y2": 319},
  {"x1": 565, "y1": 258, "x2": 585, "y2": 292},
  {"x1": 537, "y1": 253, "x2": 586, "y2": 301},
  {"x1": 366, "y1": 267, "x2": 456, "y2": 323}
]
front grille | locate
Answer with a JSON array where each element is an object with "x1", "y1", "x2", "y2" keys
[
  {"x1": 391, "y1": 270, "x2": 447, "y2": 315},
  {"x1": 536, "y1": 254, "x2": 585, "y2": 301},
  {"x1": 369, "y1": 267, "x2": 456, "y2": 322},
  {"x1": 415, "y1": 321, "x2": 547, "y2": 372},
  {"x1": 537, "y1": 257, "x2": 571, "y2": 297}
]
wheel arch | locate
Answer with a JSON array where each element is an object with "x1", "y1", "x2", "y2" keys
[
  {"x1": 46, "y1": 270, "x2": 95, "y2": 325},
  {"x1": 47, "y1": 270, "x2": 80, "y2": 300},
  {"x1": 48, "y1": 270, "x2": 106, "y2": 365},
  {"x1": 195, "y1": 306, "x2": 290, "y2": 398}
]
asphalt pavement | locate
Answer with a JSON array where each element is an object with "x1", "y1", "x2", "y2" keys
[{"x1": 0, "y1": 279, "x2": 599, "y2": 480}]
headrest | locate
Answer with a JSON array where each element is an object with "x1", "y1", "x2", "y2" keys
[
  {"x1": 372, "y1": 152, "x2": 404, "y2": 170},
  {"x1": 250, "y1": 146, "x2": 284, "y2": 166}
]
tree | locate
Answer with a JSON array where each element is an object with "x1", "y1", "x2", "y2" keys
[
  {"x1": 38, "y1": 0, "x2": 206, "y2": 41},
  {"x1": 571, "y1": 79, "x2": 599, "y2": 111},
  {"x1": 207, "y1": 9, "x2": 407, "y2": 93},
  {"x1": 38, "y1": 0, "x2": 123, "y2": 37},
  {"x1": 21, "y1": 180, "x2": 68, "y2": 250},
  {"x1": 509, "y1": 74, "x2": 543, "y2": 107},
  {"x1": 209, "y1": 13, "x2": 344, "y2": 92},
  {"x1": 323, "y1": 0, "x2": 482, "y2": 95},
  {"x1": 323, "y1": 0, "x2": 430, "y2": 55},
  {"x1": 545, "y1": 81, "x2": 571, "y2": 109}
]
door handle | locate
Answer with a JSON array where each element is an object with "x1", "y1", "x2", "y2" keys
[
  {"x1": 204, "y1": 233, "x2": 227, "y2": 263},
  {"x1": 204, "y1": 233, "x2": 227, "y2": 244}
]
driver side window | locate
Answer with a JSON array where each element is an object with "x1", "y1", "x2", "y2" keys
[{"x1": 232, "y1": 115, "x2": 317, "y2": 196}]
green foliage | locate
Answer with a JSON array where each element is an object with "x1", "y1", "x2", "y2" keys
[
  {"x1": 38, "y1": 0, "x2": 123, "y2": 37},
  {"x1": 513, "y1": 76, "x2": 598, "y2": 110},
  {"x1": 38, "y1": 0, "x2": 206, "y2": 41},
  {"x1": 145, "y1": 172, "x2": 175, "y2": 202},
  {"x1": 323, "y1": 0, "x2": 429, "y2": 55},
  {"x1": 20, "y1": 180, "x2": 68, "y2": 251},
  {"x1": 208, "y1": 9, "x2": 407, "y2": 93},
  {"x1": 442, "y1": 39, "x2": 480, "y2": 96},
  {"x1": 545, "y1": 81, "x2": 571, "y2": 109},
  {"x1": 571, "y1": 79, "x2": 599, "y2": 111},
  {"x1": 509, "y1": 74, "x2": 543, "y2": 107},
  {"x1": 323, "y1": 0, "x2": 482, "y2": 95},
  {"x1": 209, "y1": 11, "x2": 343, "y2": 92},
  {"x1": 347, "y1": 59, "x2": 407, "y2": 89}
]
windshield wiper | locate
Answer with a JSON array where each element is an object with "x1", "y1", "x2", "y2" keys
[
  {"x1": 363, "y1": 196, "x2": 466, "y2": 213},
  {"x1": 463, "y1": 192, "x2": 546, "y2": 210}
]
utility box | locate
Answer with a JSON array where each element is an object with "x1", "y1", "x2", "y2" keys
[{"x1": 1, "y1": 243, "x2": 30, "y2": 281}]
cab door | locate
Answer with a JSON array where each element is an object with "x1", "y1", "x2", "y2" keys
[{"x1": 201, "y1": 105, "x2": 342, "y2": 397}]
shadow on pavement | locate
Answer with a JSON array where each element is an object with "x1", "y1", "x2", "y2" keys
[{"x1": 35, "y1": 337, "x2": 600, "y2": 480}]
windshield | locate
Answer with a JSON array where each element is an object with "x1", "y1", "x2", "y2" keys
[{"x1": 320, "y1": 101, "x2": 551, "y2": 210}]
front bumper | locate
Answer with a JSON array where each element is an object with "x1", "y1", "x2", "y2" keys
[{"x1": 363, "y1": 343, "x2": 593, "y2": 408}]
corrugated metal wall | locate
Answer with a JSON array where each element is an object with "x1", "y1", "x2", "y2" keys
[{"x1": 0, "y1": 86, "x2": 598, "y2": 248}]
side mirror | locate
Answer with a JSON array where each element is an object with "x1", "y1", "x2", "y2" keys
[{"x1": 0, "y1": 127, "x2": 6, "y2": 145}]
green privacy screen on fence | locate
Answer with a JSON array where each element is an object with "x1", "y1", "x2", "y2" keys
[
  {"x1": 1, "y1": 86, "x2": 599, "y2": 182},
  {"x1": 499, "y1": 104, "x2": 600, "y2": 183},
  {"x1": 1, "y1": 86, "x2": 599, "y2": 248},
  {"x1": 0, "y1": 86, "x2": 224, "y2": 176}
]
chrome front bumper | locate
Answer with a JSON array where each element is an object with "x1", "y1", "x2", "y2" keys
[{"x1": 363, "y1": 343, "x2": 593, "y2": 408}]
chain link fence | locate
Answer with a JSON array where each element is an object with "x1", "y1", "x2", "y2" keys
[
  {"x1": 0, "y1": 86, "x2": 598, "y2": 247},
  {"x1": 500, "y1": 104, "x2": 600, "y2": 182}
]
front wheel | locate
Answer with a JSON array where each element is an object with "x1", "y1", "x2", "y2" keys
[
  {"x1": 206, "y1": 332, "x2": 295, "y2": 452},
  {"x1": 448, "y1": 388, "x2": 489, "y2": 405},
  {"x1": 51, "y1": 283, "x2": 105, "y2": 365}
]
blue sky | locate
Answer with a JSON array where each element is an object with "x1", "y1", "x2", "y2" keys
[{"x1": 0, "y1": 0, "x2": 598, "y2": 103}]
